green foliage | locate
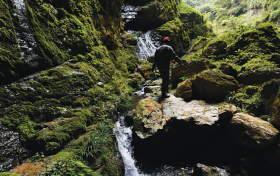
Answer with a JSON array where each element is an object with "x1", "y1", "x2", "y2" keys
[
  {"x1": 42, "y1": 152, "x2": 94, "y2": 176},
  {"x1": 226, "y1": 89, "x2": 264, "y2": 110},
  {"x1": 0, "y1": 173, "x2": 20, "y2": 176},
  {"x1": 82, "y1": 122, "x2": 114, "y2": 160}
]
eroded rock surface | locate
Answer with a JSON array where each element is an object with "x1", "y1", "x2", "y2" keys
[{"x1": 226, "y1": 113, "x2": 279, "y2": 149}]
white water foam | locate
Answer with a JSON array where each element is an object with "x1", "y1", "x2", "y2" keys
[{"x1": 114, "y1": 116, "x2": 147, "y2": 176}]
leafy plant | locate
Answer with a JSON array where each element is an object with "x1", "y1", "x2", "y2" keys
[{"x1": 82, "y1": 122, "x2": 114, "y2": 161}]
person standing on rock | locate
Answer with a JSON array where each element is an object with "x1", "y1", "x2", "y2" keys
[{"x1": 152, "y1": 36, "x2": 182, "y2": 98}]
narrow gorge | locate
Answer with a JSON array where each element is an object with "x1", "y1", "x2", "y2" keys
[{"x1": 1, "y1": 0, "x2": 280, "y2": 176}]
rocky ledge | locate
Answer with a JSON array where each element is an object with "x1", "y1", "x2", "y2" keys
[{"x1": 131, "y1": 93, "x2": 280, "y2": 174}]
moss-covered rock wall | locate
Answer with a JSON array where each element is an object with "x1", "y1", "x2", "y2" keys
[{"x1": 0, "y1": 0, "x2": 139, "y2": 174}]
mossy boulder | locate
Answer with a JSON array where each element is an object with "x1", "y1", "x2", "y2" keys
[
  {"x1": 176, "y1": 79, "x2": 192, "y2": 99},
  {"x1": 192, "y1": 70, "x2": 240, "y2": 101},
  {"x1": 238, "y1": 57, "x2": 280, "y2": 85},
  {"x1": 218, "y1": 62, "x2": 238, "y2": 78},
  {"x1": 138, "y1": 1, "x2": 175, "y2": 27},
  {"x1": 170, "y1": 60, "x2": 211, "y2": 85},
  {"x1": 137, "y1": 62, "x2": 156, "y2": 80},
  {"x1": 121, "y1": 32, "x2": 137, "y2": 47},
  {"x1": 128, "y1": 73, "x2": 144, "y2": 89},
  {"x1": 201, "y1": 41, "x2": 227, "y2": 58},
  {"x1": 226, "y1": 113, "x2": 279, "y2": 150},
  {"x1": 156, "y1": 17, "x2": 190, "y2": 55},
  {"x1": 238, "y1": 68, "x2": 280, "y2": 85},
  {"x1": 132, "y1": 99, "x2": 168, "y2": 138},
  {"x1": 218, "y1": 104, "x2": 237, "y2": 121},
  {"x1": 261, "y1": 80, "x2": 280, "y2": 126}
]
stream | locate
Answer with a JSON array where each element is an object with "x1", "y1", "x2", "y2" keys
[{"x1": 114, "y1": 3, "x2": 194, "y2": 175}]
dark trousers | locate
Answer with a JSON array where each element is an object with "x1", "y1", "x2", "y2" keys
[{"x1": 159, "y1": 69, "x2": 169, "y2": 95}]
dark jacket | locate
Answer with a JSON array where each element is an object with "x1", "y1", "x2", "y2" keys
[{"x1": 152, "y1": 44, "x2": 181, "y2": 71}]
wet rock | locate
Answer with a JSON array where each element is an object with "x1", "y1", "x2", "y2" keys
[
  {"x1": 97, "y1": 82, "x2": 104, "y2": 88},
  {"x1": 137, "y1": 1, "x2": 175, "y2": 28},
  {"x1": 194, "y1": 163, "x2": 230, "y2": 176},
  {"x1": 260, "y1": 79, "x2": 280, "y2": 99},
  {"x1": 238, "y1": 68, "x2": 280, "y2": 85},
  {"x1": 176, "y1": 79, "x2": 192, "y2": 99},
  {"x1": 144, "y1": 86, "x2": 160, "y2": 94},
  {"x1": 218, "y1": 62, "x2": 238, "y2": 78},
  {"x1": 260, "y1": 79, "x2": 280, "y2": 126},
  {"x1": 150, "y1": 79, "x2": 162, "y2": 86},
  {"x1": 0, "y1": 121, "x2": 30, "y2": 172},
  {"x1": 121, "y1": 32, "x2": 137, "y2": 46},
  {"x1": 133, "y1": 99, "x2": 168, "y2": 138},
  {"x1": 201, "y1": 41, "x2": 227, "y2": 58},
  {"x1": 192, "y1": 70, "x2": 240, "y2": 101},
  {"x1": 137, "y1": 63, "x2": 156, "y2": 80},
  {"x1": 226, "y1": 113, "x2": 279, "y2": 150},
  {"x1": 218, "y1": 104, "x2": 237, "y2": 121},
  {"x1": 128, "y1": 73, "x2": 144, "y2": 89},
  {"x1": 170, "y1": 60, "x2": 211, "y2": 85},
  {"x1": 132, "y1": 96, "x2": 238, "y2": 169}
]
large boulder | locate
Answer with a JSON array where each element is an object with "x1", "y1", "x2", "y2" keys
[
  {"x1": 238, "y1": 68, "x2": 280, "y2": 85},
  {"x1": 226, "y1": 113, "x2": 279, "y2": 150},
  {"x1": 192, "y1": 70, "x2": 240, "y2": 101},
  {"x1": 132, "y1": 96, "x2": 239, "y2": 169},
  {"x1": 176, "y1": 79, "x2": 192, "y2": 99},
  {"x1": 259, "y1": 79, "x2": 280, "y2": 126},
  {"x1": 137, "y1": 0, "x2": 176, "y2": 28},
  {"x1": 218, "y1": 62, "x2": 238, "y2": 78},
  {"x1": 201, "y1": 41, "x2": 227, "y2": 58},
  {"x1": 133, "y1": 99, "x2": 169, "y2": 138},
  {"x1": 137, "y1": 63, "x2": 156, "y2": 80},
  {"x1": 170, "y1": 60, "x2": 211, "y2": 85},
  {"x1": 128, "y1": 73, "x2": 144, "y2": 89},
  {"x1": 218, "y1": 104, "x2": 237, "y2": 121}
]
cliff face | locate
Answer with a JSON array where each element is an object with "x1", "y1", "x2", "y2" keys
[
  {"x1": 0, "y1": 0, "x2": 126, "y2": 82},
  {"x1": 0, "y1": 0, "x2": 137, "y2": 174}
]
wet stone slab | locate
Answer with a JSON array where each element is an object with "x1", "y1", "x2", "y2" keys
[
  {"x1": 161, "y1": 95, "x2": 219, "y2": 125},
  {"x1": 0, "y1": 120, "x2": 30, "y2": 172}
]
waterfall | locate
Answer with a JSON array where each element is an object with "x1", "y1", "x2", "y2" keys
[
  {"x1": 12, "y1": 0, "x2": 39, "y2": 66},
  {"x1": 114, "y1": 116, "x2": 146, "y2": 176},
  {"x1": 128, "y1": 30, "x2": 158, "y2": 60}
]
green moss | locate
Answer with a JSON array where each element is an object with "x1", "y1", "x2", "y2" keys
[
  {"x1": 0, "y1": 173, "x2": 20, "y2": 176},
  {"x1": 0, "y1": 0, "x2": 20, "y2": 79}
]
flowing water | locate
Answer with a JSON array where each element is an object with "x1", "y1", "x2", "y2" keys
[
  {"x1": 127, "y1": 30, "x2": 159, "y2": 60},
  {"x1": 115, "y1": 4, "x2": 194, "y2": 174},
  {"x1": 12, "y1": 0, "x2": 39, "y2": 66}
]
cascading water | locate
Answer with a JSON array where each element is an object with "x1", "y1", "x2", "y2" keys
[
  {"x1": 128, "y1": 30, "x2": 158, "y2": 60},
  {"x1": 12, "y1": 0, "x2": 39, "y2": 66},
  {"x1": 122, "y1": 3, "x2": 160, "y2": 61},
  {"x1": 114, "y1": 116, "x2": 145, "y2": 176}
]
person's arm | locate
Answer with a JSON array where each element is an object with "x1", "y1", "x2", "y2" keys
[
  {"x1": 170, "y1": 47, "x2": 182, "y2": 65},
  {"x1": 152, "y1": 50, "x2": 158, "y2": 71}
]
